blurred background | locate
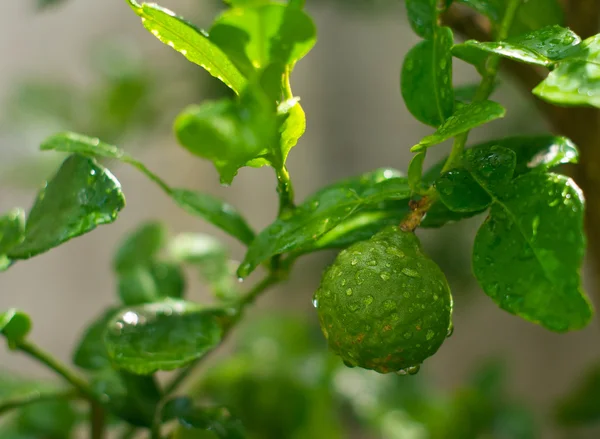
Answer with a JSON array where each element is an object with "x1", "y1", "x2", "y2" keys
[{"x1": 1, "y1": 0, "x2": 600, "y2": 438}]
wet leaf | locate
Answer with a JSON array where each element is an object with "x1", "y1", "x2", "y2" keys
[
  {"x1": 0, "y1": 209, "x2": 25, "y2": 271},
  {"x1": 555, "y1": 363, "x2": 600, "y2": 426},
  {"x1": 456, "y1": 26, "x2": 580, "y2": 67},
  {"x1": 437, "y1": 169, "x2": 492, "y2": 212},
  {"x1": 127, "y1": 1, "x2": 246, "y2": 94},
  {"x1": 405, "y1": 0, "x2": 437, "y2": 38},
  {"x1": 104, "y1": 300, "x2": 223, "y2": 375},
  {"x1": 238, "y1": 170, "x2": 411, "y2": 278},
  {"x1": 534, "y1": 35, "x2": 600, "y2": 108},
  {"x1": 473, "y1": 173, "x2": 591, "y2": 332},
  {"x1": 401, "y1": 27, "x2": 454, "y2": 127},
  {"x1": 412, "y1": 101, "x2": 505, "y2": 151},
  {"x1": 8, "y1": 155, "x2": 125, "y2": 260},
  {"x1": 0, "y1": 309, "x2": 32, "y2": 347}
]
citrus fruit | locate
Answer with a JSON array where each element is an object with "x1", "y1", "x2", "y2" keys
[{"x1": 313, "y1": 225, "x2": 453, "y2": 374}]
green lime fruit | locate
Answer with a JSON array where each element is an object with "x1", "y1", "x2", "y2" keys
[{"x1": 313, "y1": 226, "x2": 453, "y2": 374}]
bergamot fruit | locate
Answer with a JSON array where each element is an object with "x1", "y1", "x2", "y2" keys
[{"x1": 313, "y1": 225, "x2": 453, "y2": 374}]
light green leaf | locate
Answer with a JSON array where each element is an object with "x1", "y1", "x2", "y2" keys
[
  {"x1": 473, "y1": 173, "x2": 591, "y2": 332},
  {"x1": 0, "y1": 209, "x2": 25, "y2": 272},
  {"x1": 456, "y1": 26, "x2": 580, "y2": 67},
  {"x1": 279, "y1": 99, "x2": 306, "y2": 163},
  {"x1": 401, "y1": 27, "x2": 454, "y2": 127},
  {"x1": 534, "y1": 35, "x2": 600, "y2": 108},
  {"x1": 104, "y1": 300, "x2": 223, "y2": 375},
  {"x1": 8, "y1": 155, "x2": 125, "y2": 260},
  {"x1": 127, "y1": 1, "x2": 246, "y2": 94},
  {"x1": 238, "y1": 170, "x2": 410, "y2": 278},
  {"x1": 405, "y1": 0, "x2": 436, "y2": 39},
  {"x1": 412, "y1": 101, "x2": 506, "y2": 151},
  {"x1": 41, "y1": 131, "x2": 126, "y2": 159},
  {"x1": 209, "y1": 3, "x2": 316, "y2": 75},
  {"x1": 0, "y1": 309, "x2": 32, "y2": 347}
]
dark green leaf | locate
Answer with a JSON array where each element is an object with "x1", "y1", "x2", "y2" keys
[
  {"x1": 534, "y1": 35, "x2": 600, "y2": 108},
  {"x1": 104, "y1": 300, "x2": 223, "y2": 374},
  {"x1": 150, "y1": 262, "x2": 186, "y2": 299},
  {"x1": 0, "y1": 309, "x2": 32, "y2": 347},
  {"x1": 238, "y1": 170, "x2": 410, "y2": 278},
  {"x1": 89, "y1": 369, "x2": 160, "y2": 427},
  {"x1": 405, "y1": 0, "x2": 436, "y2": 38},
  {"x1": 72, "y1": 308, "x2": 118, "y2": 371},
  {"x1": 127, "y1": 1, "x2": 246, "y2": 94},
  {"x1": 555, "y1": 363, "x2": 600, "y2": 426},
  {"x1": 8, "y1": 155, "x2": 125, "y2": 260},
  {"x1": 473, "y1": 173, "x2": 591, "y2": 332},
  {"x1": 114, "y1": 222, "x2": 167, "y2": 272},
  {"x1": 209, "y1": 3, "x2": 315, "y2": 75},
  {"x1": 420, "y1": 201, "x2": 484, "y2": 228},
  {"x1": 170, "y1": 189, "x2": 255, "y2": 245},
  {"x1": 0, "y1": 209, "x2": 25, "y2": 271},
  {"x1": 456, "y1": 26, "x2": 580, "y2": 67},
  {"x1": 401, "y1": 27, "x2": 454, "y2": 127},
  {"x1": 40, "y1": 131, "x2": 126, "y2": 160},
  {"x1": 437, "y1": 169, "x2": 492, "y2": 212},
  {"x1": 412, "y1": 101, "x2": 505, "y2": 151}
]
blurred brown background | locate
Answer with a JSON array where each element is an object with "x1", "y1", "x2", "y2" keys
[{"x1": 1, "y1": 1, "x2": 599, "y2": 437}]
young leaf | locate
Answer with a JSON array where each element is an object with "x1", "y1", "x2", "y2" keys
[
  {"x1": 455, "y1": 26, "x2": 581, "y2": 67},
  {"x1": 555, "y1": 363, "x2": 600, "y2": 426},
  {"x1": 534, "y1": 35, "x2": 600, "y2": 108},
  {"x1": 7, "y1": 155, "x2": 125, "y2": 260},
  {"x1": 0, "y1": 309, "x2": 32, "y2": 347},
  {"x1": 104, "y1": 300, "x2": 223, "y2": 375},
  {"x1": 41, "y1": 131, "x2": 126, "y2": 159},
  {"x1": 127, "y1": 1, "x2": 247, "y2": 94},
  {"x1": 72, "y1": 308, "x2": 118, "y2": 371},
  {"x1": 238, "y1": 172, "x2": 410, "y2": 278},
  {"x1": 0, "y1": 209, "x2": 25, "y2": 271},
  {"x1": 209, "y1": 3, "x2": 316, "y2": 75},
  {"x1": 405, "y1": 0, "x2": 437, "y2": 39},
  {"x1": 279, "y1": 99, "x2": 306, "y2": 163},
  {"x1": 114, "y1": 222, "x2": 167, "y2": 272},
  {"x1": 412, "y1": 101, "x2": 506, "y2": 151},
  {"x1": 408, "y1": 151, "x2": 426, "y2": 193},
  {"x1": 401, "y1": 27, "x2": 454, "y2": 127},
  {"x1": 473, "y1": 173, "x2": 591, "y2": 332}
]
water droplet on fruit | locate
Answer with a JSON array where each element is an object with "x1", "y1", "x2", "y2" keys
[
  {"x1": 355, "y1": 270, "x2": 366, "y2": 285},
  {"x1": 407, "y1": 365, "x2": 420, "y2": 375},
  {"x1": 403, "y1": 291, "x2": 411, "y2": 298},
  {"x1": 383, "y1": 299, "x2": 396, "y2": 310},
  {"x1": 368, "y1": 260, "x2": 377, "y2": 266},
  {"x1": 351, "y1": 259, "x2": 358, "y2": 266},
  {"x1": 386, "y1": 247, "x2": 405, "y2": 258},
  {"x1": 426, "y1": 329, "x2": 434, "y2": 340},
  {"x1": 346, "y1": 288, "x2": 353, "y2": 296},
  {"x1": 447, "y1": 323, "x2": 454, "y2": 338},
  {"x1": 403, "y1": 332, "x2": 413, "y2": 340},
  {"x1": 401, "y1": 267, "x2": 420, "y2": 278},
  {"x1": 380, "y1": 272, "x2": 390, "y2": 281},
  {"x1": 363, "y1": 295, "x2": 374, "y2": 306},
  {"x1": 312, "y1": 297, "x2": 319, "y2": 308}
]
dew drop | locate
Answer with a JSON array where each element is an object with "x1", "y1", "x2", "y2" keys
[
  {"x1": 407, "y1": 365, "x2": 421, "y2": 375},
  {"x1": 346, "y1": 288, "x2": 353, "y2": 296},
  {"x1": 403, "y1": 291, "x2": 411, "y2": 298},
  {"x1": 368, "y1": 260, "x2": 377, "y2": 266},
  {"x1": 402, "y1": 267, "x2": 420, "y2": 278},
  {"x1": 380, "y1": 272, "x2": 391, "y2": 281},
  {"x1": 383, "y1": 299, "x2": 396, "y2": 310},
  {"x1": 447, "y1": 323, "x2": 454, "y2": 338},
  {"x1": 312, "y1": 297, "x2": 319, "y2": 308},
  {"x1": 351, "y1": 259, "x2": 358, "y2": 266},
  {"x1": 426, "y1": 329, "x2": 434, "y2": 340},
  {"x1": 363, "y1": 295, "x2": 374, "y2": 306}
]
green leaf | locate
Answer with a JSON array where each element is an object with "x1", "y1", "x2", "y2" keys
[
  {"x1": 401, "y1": 27, "x2": 454, "y2": 127},
  {"x1": 89, "y1": 369, "x2": 160, "y2": 427},
  {"x1": 0, "y1": 309, "x2": 32, "y2": 347},
  {"x1": 412, "y1": 101, "x2": 505, "y2": 151},
  {"x1": 7, "y1": 155, "x2": 125, "y2": 260},
  {"x1": 41, "y1": 131, "x2": 126, "y2": 160},
  {"x1": 408, "y1": 152, "x2": 426, "y2": 193},
  {"x1": 114, "y1": 222, "x2": 167, "y2": 272},
  {"x1": 0, "y1": 209, "x2": 25, "y2": 271},
  {"x1": 209, "y1": 3, "x2": 316, "y2": 75},
  {"x1": 174, "y1": 93, "x2": 278, "y2": 185},
  {"x1": 473, "y1": 173, "x2": 591, "y2": 332},
  {"x1": 420, "y1": 201, "x2": 484, "y2": 228},
  {"x1": 150, "y1": 262, "x2": 186, "y2": 300},
  {"x1": 437, "y1": 170, "x2": 492, "y2": 212},
  {"x1": 14, "y1": 397, "x2": 76, "y2": 439},
  {"x1": 170, "y1": 189, "x2": 255, "y2": 245},
  {"x1": 117, "y1": 262, "x2": 186, "y2": 306},
  {"x1": 127, "y1": 1, "x2": 246, "y2": 94},
  {"x1": 555, "y1": 363, "x2": 600, "y2": 426},
  {"x1": 104, "y1": 300, "x2": 223, "y2": 374},
  {"x1": 279, "y1": 99, "x2": 306, "y2": 163},
  {"x1": 238, "y1": 170, "x2": 410, "y2": 278},
  {"x1": 455, "y1": 26, "x2": 581, "y2": 67},
  {"x1": 405, "y1": 0, "x2": 436, "y2": 38},
  {"x1": 534, "y1": 35, "x2": 600, "y2": 108},
  {"x1": 72, "y1": 308, "x2": 118, "y2": 371},
  {"x1": 452, "y1": 43, "x2": 489, "y2": 76}
]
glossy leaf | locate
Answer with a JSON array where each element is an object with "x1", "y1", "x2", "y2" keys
[
  {"x1": 114, "y1": 222, "x2": 166, "y2": 272},
  {"x1": 104, "y1": 300, "x2": 223, "y2": 375},
  {"x1": 170, "y1": 189, "x2": 255, "y2": 245},
  {"x1": 401, "y1": 27, "x2": 454, "y2": 127},
  {"x1": 555, "y1": 363, "x2": 600, "y2": 426},
  {"x1": 412, "y1": 101, "x2": 505, "y2": 151},
  {"x1": 89, "y1": 369, "x2": 160, "y2": 427},
  {"x1": 238, "y1": 170, "x2": 410, "y2": 278},
  {"x1": 41, "y1": 131, "x2": 126, "y2": 160},
  {"x1": 8, "y1": 155, "x2": 125, "y2": 260},
  {"x1": 127, "y1": 1, "x2": 246, "y2": 94},
  {"x1": 437, "y1": 169, "x2": 492, "y2": 212},
  {"x1": 405, "y1": 0, "x2": 436, "y2": 38},
  {"x1": 473, "y1": 173, "x2": 591, "y2": 332},
  {"x1": 0, "y1": 309, "x2": 32, "y2": 347},
  {"x1": 456, "y1": 26, "x2": 580, "y2": 67},
  {"x1": 209, "y1": 3, "x2": 316, "y2": 75},
  {"x1": 72, "y1": 308, "x2": 118, "y2": 371},
  {"x1": 0, "y1": 209, "x2": 25, "y2": 271},
  {"x1": 534, "y1": 35, "x2": 600, "y2": 108}
]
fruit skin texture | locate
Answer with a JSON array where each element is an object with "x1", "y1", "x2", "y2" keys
[{"x1": 314, "y1": 226, "x2": 453, "y2": 374}]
